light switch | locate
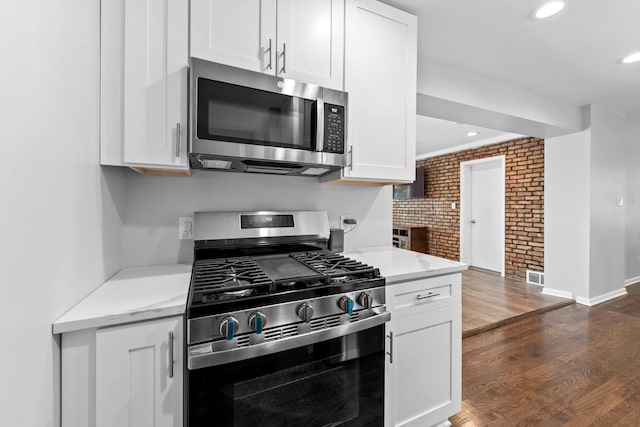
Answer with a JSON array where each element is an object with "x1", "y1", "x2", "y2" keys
[
  {"x1": 451, "y1": 202, "x2": 457, "y2": 210},
  {"x1": 616, "y1": 197, "x2": 624, "y2": 207}
]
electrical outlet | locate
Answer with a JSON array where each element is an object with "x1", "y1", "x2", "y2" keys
[
  {"x1": 340, "y1": 215, "x2": 354, "y2": 230},
  {"x1": 179, "y1": 216, "x2": 194, "y2": 240}
]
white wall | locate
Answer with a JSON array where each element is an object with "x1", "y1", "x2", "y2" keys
[
  {"x1": 0, "y1": 2, "x2": 124, "y2": 426},
  {"x1": 122, "y1": 170, "x2": 392, "y2": 266},
  {"x1": 589, "y1": 105, "x2": 628, "y2": 296},
  {"x1": 627, "y1": 124, "x2": 640, "y2": 283},
  {"x1": 544, "y1": 130, "x2": 591, "y2": 299},
  {"x1": 545, "y1": 105, "x2": 636, "y2": 302}
]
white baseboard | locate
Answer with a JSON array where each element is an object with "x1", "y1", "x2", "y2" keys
[
  {"x1": 575, "y1": 288, "x2": 628, "y2": 306},
  {"x1": 541, "y1": 287, "x2": 573, "y2": 299},
  {"x1": 625, "y1": 276, "x2": 640, "y2": 287}
]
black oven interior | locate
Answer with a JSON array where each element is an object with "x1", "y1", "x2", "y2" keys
[{"x1": 186, "y1": 325, "x2": 384, "y2": 427}]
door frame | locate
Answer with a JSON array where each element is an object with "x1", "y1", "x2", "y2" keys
[{"x1": 459, "y1": 155, "x2": 506, "y2": 276}]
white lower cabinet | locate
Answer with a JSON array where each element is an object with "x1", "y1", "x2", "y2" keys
[
  {"x1": 385, "y1": 274, "x2": 462, "y2": 427},
  {"x1": 61, "y1": 316, "x2": 183, "y2": 427}
]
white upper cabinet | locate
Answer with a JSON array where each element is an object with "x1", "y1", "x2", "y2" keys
[
  {"x1": 190, "y1": 0, "x2": 273, "y2": 73},
  {"x1": 323, "y1": 0, "x2": 417, "y2": 184},
  {"x1": 190, "y1": 0, "x2": 344, "y2": 90},
  {"x1": 101, "y1": 0, "x2": 189, "y2": 174},
  {"x1": 276, "y1": 0, "x2": 344, "y2": 88}
]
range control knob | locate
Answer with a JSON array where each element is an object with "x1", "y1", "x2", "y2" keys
[
  {"x1": 359, "y1": 293, "x2": 374, "y2": 311},
  {"x1": 248, "y1": 311, "x2": 267, "y2": 334},
  {"x1": 219, "y1": 316, "x2": 239, "y2": 341},
  {"x1": 338, "y1": 296, "x2": 355, "y2": 315},
  {"x1": 297, "y1": 303, "x2": 314, "y2": 323}
]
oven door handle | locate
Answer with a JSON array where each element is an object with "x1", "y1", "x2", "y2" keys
[{"x1": 188, "y1": 310, "x2": 391, "y2": 370}]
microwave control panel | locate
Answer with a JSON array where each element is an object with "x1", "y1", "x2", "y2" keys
[{"x1": 324, "y1": 104, "x2": 345, "y2": 154}]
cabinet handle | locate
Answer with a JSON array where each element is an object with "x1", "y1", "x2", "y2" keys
[
  {"x1": 266, "y1": 38, "x2": 273, "y2": 70},
  {"x1": 348, "y1": 146, "x2": 353, "y2": 170},
  {"x1": 416, "y1": 292, "x2": 440, "y2": 300},
  {"x1": 168, "y1": 331, "x2": 174, "y2": 378},
  {"x1": 281, "y1": 43, "x2": 286, "y2": 74},
  {"x1": 175, "y1": 123, "x2": 181, "y2": 158},
  {"x1": 386, "y1": 331, "x2": 393, "y2": 364}
]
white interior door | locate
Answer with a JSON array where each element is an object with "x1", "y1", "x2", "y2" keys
[{"x1": 469, "y1": 161, "x2": 503, "y2": 272}]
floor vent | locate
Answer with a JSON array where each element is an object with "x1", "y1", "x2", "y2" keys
[{"x1": 526, "y1": 269, "x2": 545, "y2": 286}]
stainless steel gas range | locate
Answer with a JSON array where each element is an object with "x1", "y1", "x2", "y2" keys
[{"x1": 185, "y1": 211, "x2": 389, "y2": 427}]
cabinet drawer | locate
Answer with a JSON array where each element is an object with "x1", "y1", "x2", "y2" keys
[{"x1": 386, "y1": 273, "x2": 461, "y2": 319}]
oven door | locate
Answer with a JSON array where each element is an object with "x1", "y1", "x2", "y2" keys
[{"x1": 186, "y1": 324, "x2": 385, "y2": 427}]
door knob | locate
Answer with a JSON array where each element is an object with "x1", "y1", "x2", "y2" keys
[{"x1": 470, "y1": 220, "x2": 476, "y2": 224}]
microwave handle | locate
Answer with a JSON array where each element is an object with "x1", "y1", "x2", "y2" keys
[{"x1": 316, "y1": 98, "x2": 325, "y2": 152}]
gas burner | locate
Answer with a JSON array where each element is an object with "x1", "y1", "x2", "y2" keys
[
  {"x1": 223, "y1": 288, "x2": 254, "y2": 297},
  {"x1": 221, "y1": 270, "x2": 252, "y2": 288},
  {"x1": 329, "y1": 275, "x2": 351, "y2": 284},
  {"x1": 275, "y1": 278, "x2": 326, "y2": 290}
]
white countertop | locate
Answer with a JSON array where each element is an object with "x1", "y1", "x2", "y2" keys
[
  {"x1": 52, "y1": 248, "x2": 463, "y2": 334},
  {"x1": 343, "y1": 246, "x2": 467, "y2": 284},
  {"x1": 53, "y1": 264, "x2": 192, "y2": 334}
]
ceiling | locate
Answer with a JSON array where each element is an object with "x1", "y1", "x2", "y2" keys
[
  {"x1": 382, "y1": 0, "x2": 640, "y2": 153},
  {"x1": 416, "y1": 116, "x2": 520, "y2": 157}
]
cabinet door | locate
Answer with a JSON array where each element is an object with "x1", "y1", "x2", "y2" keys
[
  {"x1": 276, "y1": 0, "x2": 344, "y2": 90},
  {"x1": 191, "y1": 0, "x2": 276, "y2": 73},
  {"x1": 122, "y1": 0, "x2": 189, "y2": 168},
  {"x1": 385, "y1": 305, "x2": 462, "y2": 427},
  {"x1": 343, "y1": 0, "x2": 417, "y2": 182},
  {"x1": 166, "y1": 0, "x2": 189, "y2": 168},
  {"x1": 96, "y1": 317, "x2": 183, "y2": 427}
]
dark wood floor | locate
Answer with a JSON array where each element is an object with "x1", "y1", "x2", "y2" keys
[
  {"x1": 462, "y1": 268, "x2": 573, "y2": 337},
  {"x1": 450, "y1": 283, "x2": 640, "y2": 426}
]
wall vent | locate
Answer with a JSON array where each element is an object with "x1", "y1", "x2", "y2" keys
[{"x1": 526, "y1": 270, "x2": 545, "y2": 286}]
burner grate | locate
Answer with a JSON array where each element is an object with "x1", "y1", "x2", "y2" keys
[
  {"x1": 291, "y1": 251, "x2": 379, "y2": 279},
  {"x1": 189, "y1": 252, "x2": 382, "y2": 316},
  {"x1": 191, "y1": 257, "x2": 273, "y2": 305}
]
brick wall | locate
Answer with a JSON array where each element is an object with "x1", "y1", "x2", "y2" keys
[{"x1": 393, "y1": 137, "x2": 544, "y2": 280}]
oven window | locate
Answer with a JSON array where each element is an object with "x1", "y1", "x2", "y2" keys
[
  {"x1": 187, "y1": 325, "x2": 384, "y2": 427},
  {"x1": 197, "y1": 78, "x2": 314, "y2": 150}
]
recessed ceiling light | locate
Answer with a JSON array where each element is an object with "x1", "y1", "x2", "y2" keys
[
  {"x1": 620, "y1": 52, "x2": 640, "y2": 64},
  {"x1": 532, "y1": 1, "x2": 565, "y2": 19},
  {"x1": 467, "y1": 131, "x2": 479, "y2": 137}
]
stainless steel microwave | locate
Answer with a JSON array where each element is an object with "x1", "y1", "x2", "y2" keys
[{"x1": 189, "y1": 58, "x2": 347, "y2": 176}]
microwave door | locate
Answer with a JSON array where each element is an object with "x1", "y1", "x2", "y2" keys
[{"x1": 275, "y1": 97, "x2": 303, "y2": 149}]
